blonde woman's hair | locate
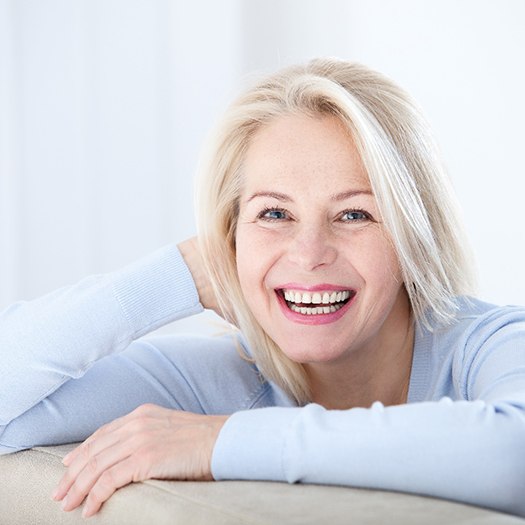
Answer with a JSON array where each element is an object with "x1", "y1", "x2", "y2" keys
[{"x1": 196, "y1": 58, "x2": 476, "y2": 405}]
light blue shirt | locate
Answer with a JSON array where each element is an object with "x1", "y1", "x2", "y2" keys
[{"x1": 1, "y1": 245, "x2": 525, "y2": 516}]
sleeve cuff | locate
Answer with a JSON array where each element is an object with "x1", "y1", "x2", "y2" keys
[
  {"x1": 112, "y1": 244, "x2": 203, "y2": 337},
  {"x1": 211, "y1": 406, "x2": 303, "y2": 482}
]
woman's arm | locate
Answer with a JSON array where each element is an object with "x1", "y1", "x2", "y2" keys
[
  {"x1": 0, "y1": 243, "x2": 205, "y2": 426},
  {"x1": 212, "y1": 398, "x2": 525, "y2": 516},
  {"x1": 211, "y1": 309, "x2": 525, "y2": 517}
]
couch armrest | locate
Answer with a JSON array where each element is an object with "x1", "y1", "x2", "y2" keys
[{"x1": 1, "y1": 445, "x2": 524, "y2": 524}]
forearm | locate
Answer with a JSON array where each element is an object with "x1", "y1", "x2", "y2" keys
[
  {"x1": 0, "y1": 244, "x2": 202, "y2": 425},
  {"x1": 212, "y1": 399, "x2": 525, "y2": 517}
]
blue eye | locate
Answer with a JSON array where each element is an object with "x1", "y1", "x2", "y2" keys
[
  {"x1": 259, "y1": 207, "x2": 288, "y2": 221},
  {"x1": 341, "y1": 209, "x2": 371, "y2": 222}
]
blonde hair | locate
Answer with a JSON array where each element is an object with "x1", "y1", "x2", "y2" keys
[{"x1": 196, "y1": 58, "x2": 476, "y2": 405}]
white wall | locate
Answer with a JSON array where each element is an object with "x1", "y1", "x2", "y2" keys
[
  {"x1": 0, "y1": 0, "x2": 243, "y2": 335},
  {"x1": 1, "y1": 0, "x2": 524, "y2": 325}
]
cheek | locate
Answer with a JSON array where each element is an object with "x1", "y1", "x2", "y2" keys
[
  {"x1": 235, "y1": 226, "x2": 274, "y2": 298},
  {"x1": 352, "y1": 235, "x2": 403, "y2": 290},
  {"x1": 381, "y1": 242, "x2": 403, "y2": 284}
]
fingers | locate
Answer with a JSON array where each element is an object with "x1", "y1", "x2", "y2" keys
[
  {"x1": 53, "y1": 429, "x2": 122, "y2": 502},
  {"x1": 64, "y1": 452, "x2": 134, "y2": 518},
  {"x1": 56, "y1": 439, "x2": 126, "y2": 512},
  {"x1": 82, "y1": 458, "x2": 137, "y2": 518},
  {"x1": 53, "y1": 405, "x2": 160, "y2": 515}
]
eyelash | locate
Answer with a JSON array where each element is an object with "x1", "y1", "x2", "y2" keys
[
  {"x1": 257, "y1": 207, "x2": 289, "y2": 222},
  {"x1": 340, "y1": 208, "x2": 374, "y2": 222},
  {"x1": 256, "y1": 207, "x2": 374, "y2": 223}
]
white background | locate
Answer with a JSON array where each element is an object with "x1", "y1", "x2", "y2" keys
[{"x1": 1, "y1": 0, "x2": 524, "y2": 332}]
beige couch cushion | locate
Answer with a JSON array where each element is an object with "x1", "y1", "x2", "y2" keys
[{"x1": 1, "y1": 444, "x2": 524, "y2": 525}]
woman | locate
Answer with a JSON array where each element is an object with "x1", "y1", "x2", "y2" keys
[{"x1": 1, "y1": 58, "x2": 525, "y2": 518}]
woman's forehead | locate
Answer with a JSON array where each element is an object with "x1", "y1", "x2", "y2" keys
[{"x1": 242, "y1": 113, "x2": 371, "y2": 195}]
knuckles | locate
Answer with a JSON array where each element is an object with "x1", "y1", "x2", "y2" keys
[
  {"x1": 86, "y1": 456, "x2": 100, "y2": 476},
  {"x1": 133, "y1": 403, "x2": 161, "y2": 416},
  {"x1": 94, "y1": 470, "x2": 116, "y2": 497},
  {"x1": 126, "y1": 417, "x2": 155, "y2": 437},
  {"x1": 79, "y1": 441, "x2": 94, "y2": 462}
]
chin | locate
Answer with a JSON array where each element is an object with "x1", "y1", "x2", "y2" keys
[{"x1": 275, "y1": 339, "x2": 344, "y2": 365}]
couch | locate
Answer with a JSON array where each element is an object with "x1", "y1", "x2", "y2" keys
[{"x1": 1, "y1": 444, "x2": 524, "y2": 524}]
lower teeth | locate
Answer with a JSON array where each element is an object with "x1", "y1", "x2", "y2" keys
[{"x1": 288, "y1": 303, "x2": 344, "y2": 315}]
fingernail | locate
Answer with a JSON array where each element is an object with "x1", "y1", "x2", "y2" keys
[
  {"x1": 51, "y1": 488, "x2": 60, "y2": 500},
  {"x1": 61, "y1": 496, "x2": 69, "y2": 511},
  {"x1": 82, "y1": 505, "x2": 91, "y2": 519}
]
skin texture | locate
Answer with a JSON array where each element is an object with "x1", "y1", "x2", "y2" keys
[{"x1": 54, "y1": 112, "x2": 414, "y2": 517}]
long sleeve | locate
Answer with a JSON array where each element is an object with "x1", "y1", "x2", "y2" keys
[
  {"x1": 211, "y1": 303, "x2": 525, "y2": 517},
  {"x1": 0, "y1": 245, "x2": 203, "y2": 426}
]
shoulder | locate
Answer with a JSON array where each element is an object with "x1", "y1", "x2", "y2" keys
[
  {"x1": 434, "y1": 296, "x2": 525, "y2": 346},
  {"x1": 426, "y1": 297, "x2": 525, "y2": 344},
  {"x1": 425, "y1": 297, "x2": 525, "y2": 400}
]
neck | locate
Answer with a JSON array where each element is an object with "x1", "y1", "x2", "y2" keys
[{"x1": 305, "y1": 288, "x2": 414, "y2": 410}]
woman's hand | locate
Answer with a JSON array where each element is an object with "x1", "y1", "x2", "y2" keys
[
  {"x1": 178, "y1": 237, "x2": 221, "y2": 315},
  {"x1": 52, "y1": 404, "x2": 228, "y2": 518}
]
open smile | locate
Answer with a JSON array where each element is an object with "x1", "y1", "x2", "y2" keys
[{"x1": 275, "y1": 285, "x2": 356, "y2": 325}]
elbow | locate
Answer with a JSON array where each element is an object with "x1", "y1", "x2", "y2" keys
[
  {"x1": 492, "y1": 406, "x2": 525, "y2": 516},
  {"x1": 0, "y1": 425, "x2": 25, "y2": 455},
  {"x1": 0, "y1": 418, "x2": 39, "y2": 456},
  {"x1": 472, "y1": 417, "x2": 525, "y2": 517},
  {"x1": 488, "y1": 452, "x2": 525, "y2": 517},
  {"x1": 0, "y1": 442, "x2": 25, "y2": 456}
]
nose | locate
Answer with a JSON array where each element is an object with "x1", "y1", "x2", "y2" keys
[{"x1": 286, "y1": 223, "x2": 337, "y2": 271}]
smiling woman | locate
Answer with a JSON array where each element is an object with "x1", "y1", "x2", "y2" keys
[
  {"x1": 198, "y1": 59, "x2": 475, "y2": 405},
  {"x1": 1, "y1": 58, "x2": 525, "y2": 519}
]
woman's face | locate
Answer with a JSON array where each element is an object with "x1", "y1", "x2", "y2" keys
[{"x1": 235, "y1": 113, "x2": 409, "y2": 367}]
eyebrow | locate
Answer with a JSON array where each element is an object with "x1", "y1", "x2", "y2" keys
[
  {"x1": 330, "y1": 189, "x2": 374, "y2": 201},
  {"x1": 245, "y1": 189, "x2": 373, "y2": 203},
  {"x1": 246, "y1": 191, "x2": 293, "y2": 203}
]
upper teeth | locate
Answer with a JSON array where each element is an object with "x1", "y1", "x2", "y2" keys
[{"x1": 283, "y1": 290, "x2": 351, "y2": 305}]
